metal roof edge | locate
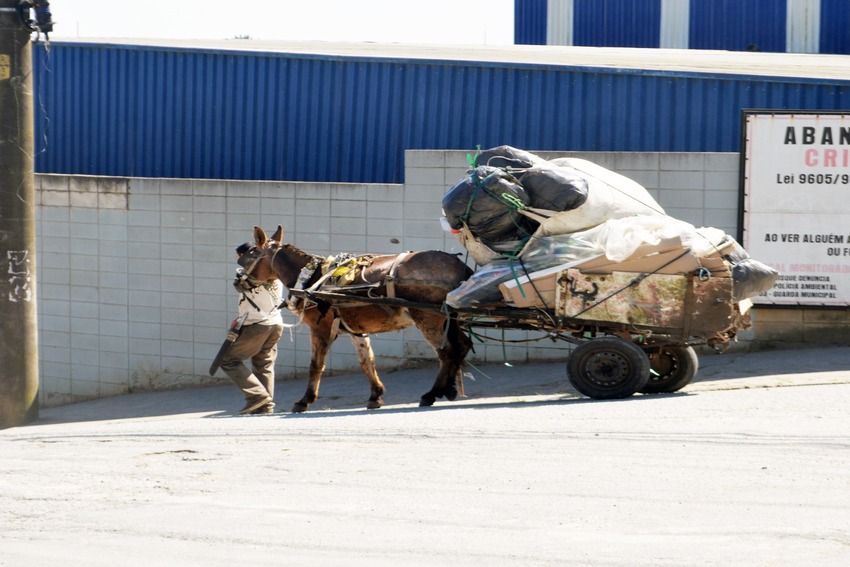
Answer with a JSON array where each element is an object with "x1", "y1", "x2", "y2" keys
[{"x1": 41, "y1": 38, "x2": 850, "y2": 87}]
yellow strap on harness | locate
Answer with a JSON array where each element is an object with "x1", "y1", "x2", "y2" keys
[{"x1": 315, "y1": 253, "x2": 370, "y2": 289}]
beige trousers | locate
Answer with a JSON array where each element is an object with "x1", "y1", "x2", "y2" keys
[{"x1": 219, "y1": 322, "x2": 283, "y2": 401}]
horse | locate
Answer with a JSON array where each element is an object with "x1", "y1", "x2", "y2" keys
[{"x1": 239, "y1": 225, "x2": 474, "y2": 413}]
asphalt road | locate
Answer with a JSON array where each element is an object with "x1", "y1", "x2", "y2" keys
[{"x1": 2, "y1": 346, "x2": 849, "y2": 566}]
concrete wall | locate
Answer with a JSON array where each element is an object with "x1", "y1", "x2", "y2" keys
[{"x1": 34, "y1": 150, "x2": 848, "y2": 408}]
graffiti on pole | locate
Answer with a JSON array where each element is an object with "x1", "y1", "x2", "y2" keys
[
  {"x1": 7, "y1": 250, "x2": 33, "y2": 302},
  {"x1": 0, "y1": 54, "x2": 10, "y2": 80}
]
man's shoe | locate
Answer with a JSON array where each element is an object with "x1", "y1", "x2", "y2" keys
[
  {"x1": 249, "y1": 402, "x2": 276, "y2": 415},
  {"x1": 239, "y1": 395, "x2": 272, "y2": 414}
]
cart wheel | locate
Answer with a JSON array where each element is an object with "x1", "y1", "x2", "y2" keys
[
  {"x1": 567, "y1": 337, "x2": 651, "y2": 399},
  {"x1": 641, "y1": 345, "x2": 699, "y2": 394}
]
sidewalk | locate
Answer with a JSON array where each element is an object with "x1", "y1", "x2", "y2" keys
[{"x1": 31, "y1": 344, "x2": 850, "y2": 424}]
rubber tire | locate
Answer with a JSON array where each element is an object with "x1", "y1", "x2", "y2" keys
[
  {"x1": 641, "y1": 345, "x2": 699, "y2": 394},
  {"x1": 567, "y1": 337, "x2": 651, "y2": 400}
]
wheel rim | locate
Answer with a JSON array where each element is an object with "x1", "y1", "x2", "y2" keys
[
  {"x1": 581, "y1": 350, "x2": 633, "y2": 388},
  {"x1": 640, "y1": 345, "x2": 698, "y2": 394},
  {"x1": 649, "y1": 348, "x2": 678, "y2": 383}
]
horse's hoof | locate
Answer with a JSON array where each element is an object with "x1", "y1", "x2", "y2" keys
[
  {"x1": 419, "y1": 396, "x2": 435, "y2": 407},
  {"x1": 366, "y1": 399, "x2": 383, "y2": 410},
  {"x1": 444, "y1": 386, "x2": 458, "y2": 401},
  {"x1": 291, "y1": 402, "x2": 309, "y2": 413}
]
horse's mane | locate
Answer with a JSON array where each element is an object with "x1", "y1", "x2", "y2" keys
[
  {"x1": 271, "y1": 243, "x2": 317, "y2": 287},
  {"x1": 280, "y1": 243, "x2": 313, "y2": 262}
]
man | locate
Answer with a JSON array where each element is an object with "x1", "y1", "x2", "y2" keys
[{"x1": 219, "y1": 243, "x2": 285, "y2": 414}]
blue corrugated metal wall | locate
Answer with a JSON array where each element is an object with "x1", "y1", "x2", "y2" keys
[
  {"x1": 32, "y1": 42, "x2": 850, "y2": 184},
  {"x1": 689, "y1": 0, "x2": 786, "y2": 52},
  {"x1": 514, "y1": 0, "x2": 547, "y2": 45},
  {"x1": 516, "y1": 0, "x2": 850, "y2": 54},
  {"x1": 574, "y1": 0, "x2": 661, "y2": 48},
  {"x1": 820, "y1": 0, "x2": 850, "y2": 54}
]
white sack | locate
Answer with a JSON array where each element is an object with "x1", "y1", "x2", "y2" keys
[{"x1": 526, "y1": 158, "x2": 666, "y2": 237}]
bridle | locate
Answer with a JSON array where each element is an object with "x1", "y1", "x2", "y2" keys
[{"x1": 235, "y1": 245, "x2": 268, "y2": 291}]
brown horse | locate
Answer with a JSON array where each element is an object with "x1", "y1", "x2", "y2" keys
[{"x1": 240, "y1": 226, "x2": 474, "y2": 413}]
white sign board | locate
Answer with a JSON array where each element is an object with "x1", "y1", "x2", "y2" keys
[{"x1": 742, "y1": 111, "x2": 850, "y2": 307}]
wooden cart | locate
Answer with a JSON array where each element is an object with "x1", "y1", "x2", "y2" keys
[{"x1": 287, "y1": 264, "x2": 752, "y2": 401}]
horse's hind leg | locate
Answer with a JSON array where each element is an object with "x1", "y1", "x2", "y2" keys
[
  {"x1": 349, "y1": 334, "x2": 385, "y2": 409},
  {"x1": 411, "y1": 312, "x2": 472, "y2": 407}
]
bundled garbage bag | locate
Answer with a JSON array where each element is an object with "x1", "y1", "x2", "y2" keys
[
  {"x1": 521, "y1": 219, "x2": 647, "y2": 264},
  {"x1": 520, "y1": 216, "x2": 778, "y2": 300},
  {"x1": 443, "y1": 148, "x2": 668, "y2": 266},
  {"x1": 472, "y1": 161, "x2": 594, "y2": 246},
  {"x1": 445, "y1": 260, "x2": 519, "y2": 307},
  {"x1": 474, "y1": 145, "x2": 546, "y2": 169},
  {"x1": 517, "y1": 166, "x2": 589, "y2": 212},
  {"x1": 446, "y1": 255, "x2": 563, "y2": 308},
  {"x1": 527, "y1": 157, "x2": 666, "y2": 236},
  {"x1": 597, "y1": 216, "x2": 699, "y2": 262},
  {"x1": 442, "y1": 166, "x2": 536, "y2": 246},
  {"x1": 720, "y1": 240, "x2": 780, "y2": 301}
]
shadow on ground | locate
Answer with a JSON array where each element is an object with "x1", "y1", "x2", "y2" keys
[{"x1": 29, "y1": 346, "x2": 850, "y2": 427}]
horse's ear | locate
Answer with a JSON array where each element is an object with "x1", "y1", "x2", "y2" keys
[
  {"x1": 271, "y1": 225, "x2": 283, "y2": 244},
  {"x1": 253, "y1": 226, "x2": 267, "y2": 247}
]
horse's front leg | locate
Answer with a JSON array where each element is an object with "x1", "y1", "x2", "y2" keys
[
  {"x1": 350, "y1": 334, "x2": 385, "y2": 409},
  {"x1": 292, "y1": 318, "x2": 336, "y2": 413}
]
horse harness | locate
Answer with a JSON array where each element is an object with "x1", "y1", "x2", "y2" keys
[{"x1": 285, "y1": 251, "x2": 412, "y2": 338}]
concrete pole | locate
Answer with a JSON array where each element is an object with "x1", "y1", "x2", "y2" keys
[{"x1": 0, "y1": 0, "x2": 39, "y2": 428}]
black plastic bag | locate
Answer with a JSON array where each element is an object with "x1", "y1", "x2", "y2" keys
[
  {"x1": 474, "y1": 145, "x2": 543, "y2": 170},
  {"x1": 518, "y1": 167, "x2": 589, "y2": 212},
  {"x1": 724, "y1": 242, "x2": 780, "y2": 301},
  {"x1": 442, "y1": 166, "x2": 534, "y2": 243}
]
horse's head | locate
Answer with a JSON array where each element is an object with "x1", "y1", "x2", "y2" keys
[
  {"x1": 237, "y1": 225, "x2": 315, "y2": 289},
  {"x1": 235, "y1": 225, "x2": 283, "y2": 286}
]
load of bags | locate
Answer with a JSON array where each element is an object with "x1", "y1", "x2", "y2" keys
[
  {"x1": 442, "y1": 146, "x2": 778, "y2": 309},
  {"x1": 442, "y1": 145, "x2": 668, "y2": 264}
]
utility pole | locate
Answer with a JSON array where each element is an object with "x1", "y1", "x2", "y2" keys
[{"x1": 0, "y1": 0, "x2": 47, "y2": 428}]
